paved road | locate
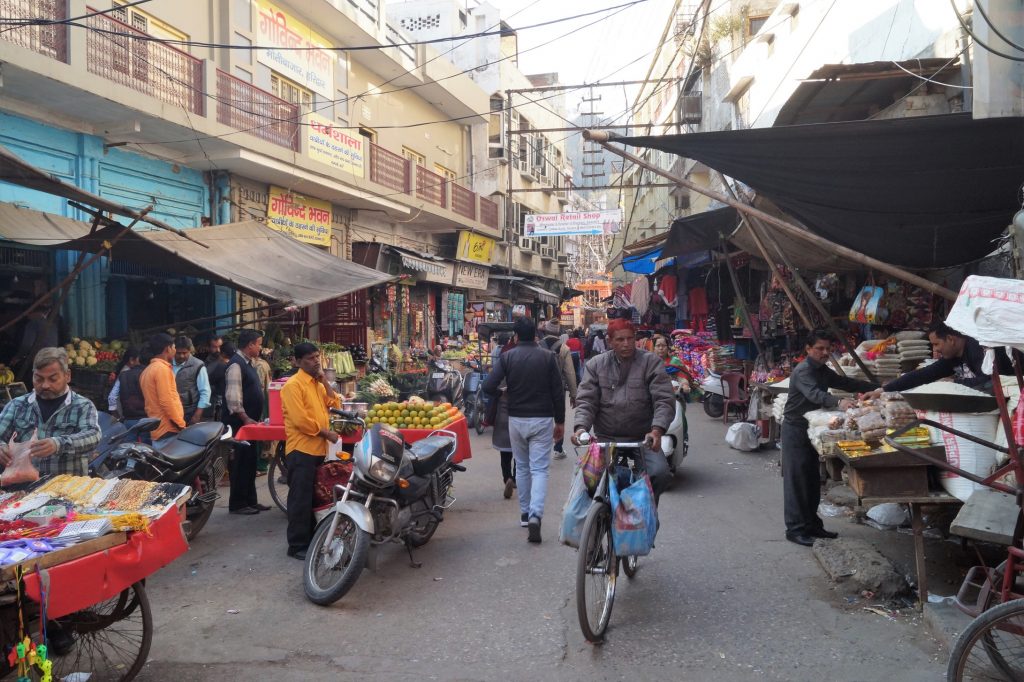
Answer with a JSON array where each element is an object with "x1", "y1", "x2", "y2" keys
[{"x1": 137, "y1": 409, "x2": 946, "y2": 681}]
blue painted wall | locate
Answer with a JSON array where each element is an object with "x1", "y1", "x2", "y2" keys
[{"x1": 0, "y1": 112, "x2": 223, "y2": 338}]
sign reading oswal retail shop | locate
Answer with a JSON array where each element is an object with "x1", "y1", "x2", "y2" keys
[
  {"x1": 308, "y1": 114, "x2": 364, "y2": 176},
  {"x1": 254, "y1": 1, "x2": 334, "y2": 99},
  {"x1": 266, "y1": 186, "x2": 332, "y2": 246},
  {"x1": 523, "y1": 209, "x2": 623, "y2": 237},
  {"x1": 456, "y1": 231, "x2": 495, "y2": 265}
]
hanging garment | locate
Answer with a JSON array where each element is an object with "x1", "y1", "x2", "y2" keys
[
  {"x1": 689, "y1": 287, "x2": 709, "y2": 317},
  {"x1": 657, "y1": 274, "x2": 678, "y2": 308},
  {"x1": 632, "y1": 276, "x2": 650, "y2": 316}
]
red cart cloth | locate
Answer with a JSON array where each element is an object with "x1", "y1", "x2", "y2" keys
[
  {"x1": 23, "y1": 506, "x2": 189, "y2": 619},
  {"x1": 238, "y1": 418, "x2": 472, "y2": 463}
]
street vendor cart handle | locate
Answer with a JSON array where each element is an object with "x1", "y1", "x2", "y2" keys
[{"x1": 883, "y1": 420, "x2": 1018, "y2": 495}]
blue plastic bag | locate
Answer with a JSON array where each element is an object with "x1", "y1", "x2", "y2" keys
[
  {"x1": 559, "y1": 467, "x2": 591, "y2": 548},
  {"x1": 608, "y1": 472, "x2": 658, "y2": 557}
]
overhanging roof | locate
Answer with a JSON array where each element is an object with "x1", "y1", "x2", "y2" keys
[
  {"x1": 776, "y1": 59, "x2": 961, "y2": 126},
  {"x1": 516, "y1": 281, "x2": 560, "y2": 304},
  {"x1": 0, "y1": 203, "x2": 391, "y2": 306},
  {"x1": 613, "y1": 113, "x2": 1024, "y2": 269}
]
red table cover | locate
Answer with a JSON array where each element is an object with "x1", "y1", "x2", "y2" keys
[
  {"x1": 236, "y1": 416, "x2": 472, "y2": 463},
  {"x1": 23, "y1": 506, "x2": 189, "y2": 619}
]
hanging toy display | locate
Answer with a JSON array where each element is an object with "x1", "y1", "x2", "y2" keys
[{"x1": 6, "y1": 566, "x2": 52, "y2": 682}]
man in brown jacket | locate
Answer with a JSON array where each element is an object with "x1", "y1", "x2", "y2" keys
[
  {"x1": 541, "y1": 319, "x2": 577, "y2": 460},
  {"x1": 572, "y1": 319, "x2": 675, "y2": 500}
]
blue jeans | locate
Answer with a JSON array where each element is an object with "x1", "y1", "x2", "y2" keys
[{"x1": 509, "y1": 416, "x2": 554, "y2": 519}]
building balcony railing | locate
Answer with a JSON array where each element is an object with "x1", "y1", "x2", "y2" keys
[
  {"x1": 450, "y1": 182, "x2": 476, "y2": 221},
  {"x1": 85, "y1": 8, "x2": 204, "y2": 115},
  {"x1": 215, "y1": 70, "x2": 299, "y2": 151},
  {"x1": 415, "y1": 165, "x2": 447, "y2": 208},
  {"x1": 479, "y1": 197, "x2": 499, "y2": 229},
  {"x1": 369, "y1": 143, "x2": 410, "y2": 194},
  {"x1": 0, "y1": 0, "x2": 67, "y2": 62}
]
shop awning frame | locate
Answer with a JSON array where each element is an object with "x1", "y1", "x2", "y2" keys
[
  {"x1": 388, "y1": 246, "x2": 449, "y2": 276},
  {"x1": 516, "y1": 281, "x2": 560, "y2": 304},
  {"x1": 0, "y1": 204, "x2": 393, "y2": 307}
]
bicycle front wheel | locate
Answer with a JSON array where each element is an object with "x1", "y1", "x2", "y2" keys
[
  {"x1": 576, "y1": 500, "x2": 617, "y2": 643},
  {"x1": 948, "y1": 597, "x2": 1024, "y2": 680},
  {"x1": 268, "y1": 443, "x2": 289, "y2": 513}
]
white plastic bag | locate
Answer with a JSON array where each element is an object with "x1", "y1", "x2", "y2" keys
[
  {"x1": 867, "y1": 503, "x2": 910, "y2": 527},
  {"x1": 920, "y1": 410, "x2": 1000, "y2": 501},
  {"x1": 3, "y1": 431, "x2": 40, "y2": 486},
  {"x1": 725, "y1": 422, "x2": 760, "y2": 451}
]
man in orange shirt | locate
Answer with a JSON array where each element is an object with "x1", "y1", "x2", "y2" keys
[
  {"x1": 140, "y1": 333, "x2": 186, "y2": 449},
  {"x1": 281, "y1": 342, "x2": 341, "y2": 560}
]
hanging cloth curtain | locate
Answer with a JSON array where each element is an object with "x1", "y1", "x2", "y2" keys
[{"x1": 632, "y1": 275, "x2": 650, "y2": 316}]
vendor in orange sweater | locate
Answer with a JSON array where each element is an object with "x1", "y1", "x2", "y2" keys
[
  {"x1": 280, "y1": 342, "x2": 341, "y2": 560},
  {"x1": 140, "y1": 333, "x2": 186, "y2": 449}
]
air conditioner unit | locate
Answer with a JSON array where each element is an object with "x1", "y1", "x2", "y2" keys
[
  {"x1": 556, "y1": 255, "x2": 569, "y2": 265},
  {"x1": 541, "y1": 247, "x2": 555, "y2": 260},
  {"x1": 680, "y1": 92, "x2": 702, "y2": 124}
]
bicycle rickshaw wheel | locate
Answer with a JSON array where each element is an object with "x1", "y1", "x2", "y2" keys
[
  {"x1": 621, "y1": 555, "x2": 639, "y2": 579},
  {"x1": 576, "y1": 501, "x2": 617, "y2": 643},
  {"x1": 50, "y1": 581, "x2": 153, "y2": 682},
  {"x1": 268, "y1": 442, "x2": 289, "y2": 513},
  {"x1": 948, "y1": 597, "x2": 1024, "y2": 681},
  {"x1": 474, "y1": 394, "x2": 486, "y2": 435}
]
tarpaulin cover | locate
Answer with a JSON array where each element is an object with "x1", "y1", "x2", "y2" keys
[
  {"x1": 661, "y1": 207, "x2": 739, "y2": 258},
  {"x1": 23, "y1": 506, "x2": 188, "y2": 619},
  {"x1": 615, "y1": 113, "x2": 1024, "y2": 268},
  {"x1": 622, "y1": 248, "x2": 666, "y2": 274}
]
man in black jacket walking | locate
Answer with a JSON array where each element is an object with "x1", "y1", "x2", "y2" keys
[{"x1": 483, "y1": 317, "x2": 564, "y2": 543}]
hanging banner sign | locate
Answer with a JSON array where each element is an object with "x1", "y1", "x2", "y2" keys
[
  {"x1": 266, "y1": 186, "x2": 332, "y2": 246},
  {"x1": 254, "y1": 1, "x2": 334, "y2": 99},
  {"x1": 453, "y1": 262, "x2": 489, "y2": 290},
  {"x1": 523, "y1": 209, "x2": 623, "y2": 237},
  {"x1": 418, "y1": 260, "x2": 454, "y2": 285},
  {"x1": 308, "y1": 114, "x2": 365, "y2": 176},
  {"x1": 456, "y1": 231, "x2": 495, "y2": 265}
]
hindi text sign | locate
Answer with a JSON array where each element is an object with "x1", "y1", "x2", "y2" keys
[
  {"x1": 266, "y1": 186, "x2": 332, "y2": 246},
  {"x1": 255, "y1": 1, "x2": 334, "y2": 99},
  {"x1": 308, "y1": 114, "x2": 365, "y2": 176}
]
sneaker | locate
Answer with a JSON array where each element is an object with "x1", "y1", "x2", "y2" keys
[
  {"x1": 527, "y1": 516, "x2": 542, "y2": 543},
  {"x1": 520, "y1": 513, "x2": 529, "y2": 527},
  {"x1": 503, "y1": 478, "x2": 514, "y2": 499},
  {"x1": 553, "y1": 451, "x2": 567, "y2": 460}
]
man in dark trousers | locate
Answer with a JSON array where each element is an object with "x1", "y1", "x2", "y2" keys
[
  {"x1": 783, "y1": 330, "x2": 878, "y2": 546},
  {"x1": 223, "y1": 329, "x2": 270, "y2": 515},
  {"x1": 280, "y1": 342, "x2": 340, "y2": 559},
  {"x1": 482, "y1": 317, "x2": 564, "y2": 543}
]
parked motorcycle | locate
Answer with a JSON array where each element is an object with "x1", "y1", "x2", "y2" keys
[
  {"x1": 461, "y1": 358, "x2": 487, "y2": 435},
  {"x1": 700, "y1": 370, "x2": 729, "y2": 419},
  {"x1": 425, "y1": 356, "x2": 465, "y2": 410},
  {"x1": 98, "y1": 420, "x2": 232, "y2": 541},
  {"x1": 304, "y1": 410, "x2": 464, "y2": 606}
]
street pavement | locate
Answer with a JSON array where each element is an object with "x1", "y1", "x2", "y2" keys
[{"x1": 137, "y1": 409, "x2": 948, "y2": 681}]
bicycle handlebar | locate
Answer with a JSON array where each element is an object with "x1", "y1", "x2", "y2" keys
[{"x1": 575, "y1": 433, "x2": 645, "y2": 449}]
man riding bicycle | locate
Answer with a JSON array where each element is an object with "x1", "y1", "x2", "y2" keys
[{"x1": 571, "y1": 319, "x2": 676, "y2": 501}]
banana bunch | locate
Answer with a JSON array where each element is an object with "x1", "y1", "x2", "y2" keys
[{"x1": 0, "y1": 364, "x2": 13, "y2": 385}]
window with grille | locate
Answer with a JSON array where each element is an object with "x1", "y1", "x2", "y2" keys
[
  {"x1": 271, "y1": 73, "x2": 313, "y2": 110},
  {"x1": 435, "y1": 165, "x2": 456, "y2": 182},
  {"x1": 402, "y1": 147, "x2": 426, "y2": 166}
]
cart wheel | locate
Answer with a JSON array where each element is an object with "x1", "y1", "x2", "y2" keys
[
  {"x1": 268, "y1": 442, "x2": 289, "y2": 513},
  {"x1": 51, "y1": 581, "x2": 153, "y2": 682},
  {"x1": 576, "y1": 501, "x2": 617, "y2": 643},
  {"x1": 947, "y1": 597, "x2": 1024, "y2": 681}
]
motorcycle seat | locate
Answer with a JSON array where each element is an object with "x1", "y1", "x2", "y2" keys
[
  {"x1": 408, "y1": 436, "x2": 456, "y2": 476},
  {"x1": 157, "y1": 422, "x2": 224, "y2": 469}
]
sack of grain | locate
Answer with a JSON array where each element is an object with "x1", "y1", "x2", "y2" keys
[{"x1": 919, "y1": 409, "x2": 1000, "y2": 501}]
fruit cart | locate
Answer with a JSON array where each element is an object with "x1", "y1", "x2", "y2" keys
[{"x1": 0, "y1": 503, "x2": 188, "y2": 681}]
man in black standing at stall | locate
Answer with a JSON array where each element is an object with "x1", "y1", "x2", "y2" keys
[
  {"x1": 224, "y1": 329, "x2": 270, "y2": 515},
  {"x1": 783, "y1": 330, "x2": 878, "y2": 547}
]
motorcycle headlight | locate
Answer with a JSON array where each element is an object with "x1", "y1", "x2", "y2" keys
[{"x1": 368, "y1": 457, "x2": 398, "y2": 483}]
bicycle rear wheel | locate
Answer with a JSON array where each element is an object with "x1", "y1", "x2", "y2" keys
[
  {"x1": 576, "y1": 501, "x2": 617, "y2": 643},
  {"x1": 948, "y1": 597, "x2": 1024, "y2": 680}
]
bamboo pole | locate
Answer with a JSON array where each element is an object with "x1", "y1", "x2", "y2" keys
[{"x1": 583, "y1": 130, "x2": 957, "y2": 301}]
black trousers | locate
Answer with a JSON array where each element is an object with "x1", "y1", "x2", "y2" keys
[
  {"x1": 228, "y1": 439, "x2": 259, "y2": 511},
  {"x1": 781, "y1": 421, "x2": 824, "y2": 535},
  {"x1": 499, "y1": 450, "x2": 516, "y2": 482},
  {"x1": 286, "y1": 450, "x2": 322, "y2": 553}
]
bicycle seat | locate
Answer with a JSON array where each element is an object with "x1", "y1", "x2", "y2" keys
[
  {"x1": 158, "y1": 422, "x2": 224, "y2": 469},
  {"x1": 408, "y1": 436, "x2": 456, "y2": 476}
]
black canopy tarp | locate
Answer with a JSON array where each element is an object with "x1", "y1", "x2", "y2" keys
[
  {"x1": 661, "y1": 207, "x2": 739, "y2": 257},
  {"x1": 614, "y1": 113, "x2": 1024, "y2": 269}
]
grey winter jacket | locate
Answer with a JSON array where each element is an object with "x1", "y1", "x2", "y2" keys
[{"x1": 574, "y1": 349, "x2": 675, "y2": 440}]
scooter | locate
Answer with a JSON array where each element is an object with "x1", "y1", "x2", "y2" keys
[
  {"x1": 425, "y1": 356, "x2": 465, "y2": 410},
  {"x1": 98, "y1": 419, "x2": 233, "y2": 541},
  {"x1": 660, "y1": 377, "x2": 689, "y2": 473},
  {"x1": 304, "y1": 411, "x2": 464, "y2": 606},
  {"x1": 700, "y1": 370, "x2": 730, "y2": 419}
]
